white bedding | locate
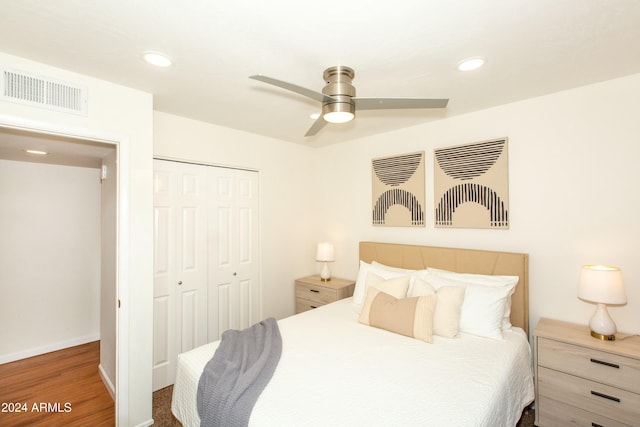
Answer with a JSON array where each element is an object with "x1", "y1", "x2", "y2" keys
[{"x1": 172, "y1": 298, "x2": 534, "y2": 427}]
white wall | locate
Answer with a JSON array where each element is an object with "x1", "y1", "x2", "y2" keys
[
  {"x1": 155, "y1": 74, "x2": 640, "y2": 339},
  {"x1": 0, "y1": 159, "x2": 101, "y2": 361},
  {"x1": 317, "y1": 73, "x2": 640, "y2": 338},
  {"x1": 0, "y1": 52, "x2": 154, "y2": 427},
  {"x1": 154, "y1": 112, "x2": 319, "y2": 319}
]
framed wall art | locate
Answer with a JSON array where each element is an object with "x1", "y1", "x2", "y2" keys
[
  {"x1": 372, "y1": 151, "x2": 425, "y2": 227},
  {"x1": 434, "y1": 138, "x2": 509, "y2": 229}
]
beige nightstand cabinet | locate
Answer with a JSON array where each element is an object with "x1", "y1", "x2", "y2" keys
[
  {"x1": 295, "y1": 275, "x2": 355, "y2": 314},
  {"x1": 534, "y1": 318, "x2": 640, "y2": 427}
]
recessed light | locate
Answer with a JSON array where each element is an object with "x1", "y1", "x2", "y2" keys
[
  {"x1": 25, "y1": 149, "x2": 48, "y2": 155},
  {"x1": 143, "y1": 52, "x2": 172, "y2": 67},
  {"x1": 458, "y1": 57, "x2": 485, "y2": 72}
]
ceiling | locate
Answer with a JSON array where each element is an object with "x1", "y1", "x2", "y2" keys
[
  {"x1": 0, "y1": 127, "x2": 115, "y2": 168},
  {"x1": 1, "y1": 0, "x2": 640, "y2": 148}
]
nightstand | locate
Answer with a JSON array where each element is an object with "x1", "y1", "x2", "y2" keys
[
  {"x1": 295, "y1": 275, "x2": 355, "y2": 314},
  {"x1": 534, "y1": 317, "x2": 640, "y2": 427}
]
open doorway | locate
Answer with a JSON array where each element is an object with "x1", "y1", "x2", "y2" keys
[{"x1": 0, "y1": 126, "x2": 118, "y2": 425}]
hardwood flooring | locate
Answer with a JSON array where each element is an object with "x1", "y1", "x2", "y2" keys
[{"x1": 0, "y1": 341, "x2": 115, "y2": 427}]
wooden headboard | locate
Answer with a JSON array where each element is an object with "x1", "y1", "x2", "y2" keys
[{"x1": 359, "y1": 241, "x2": 530, "y2": 336}]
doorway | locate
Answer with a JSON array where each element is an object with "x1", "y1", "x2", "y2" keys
[{"x1": 0, "y1": 121, "x2": 124, "y2": 424}]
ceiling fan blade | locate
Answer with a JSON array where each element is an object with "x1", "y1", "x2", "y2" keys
[
  {"x1": 353, "y1": 98, "x2": 449, "y2": 110},
  {"x1": 250, "y1": 75, "x2": 335, "y2": 103},
  {"x1": 304, "y1": 116, "x2": 329, "y2": 137}
]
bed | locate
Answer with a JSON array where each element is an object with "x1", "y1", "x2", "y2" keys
[{"x1": 171, "y1": 241, "x2": 534, "y2": 427}]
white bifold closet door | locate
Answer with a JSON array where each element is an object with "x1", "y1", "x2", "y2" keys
[
  {"x1": 207, "y1": 167, "x2": 261, "y2": 341},
  {"x1": 152, "y1": 159, "x2": 260, "y2": 391}
]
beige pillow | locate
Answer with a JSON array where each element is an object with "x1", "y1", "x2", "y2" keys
[
  {"x1": 359, "y1": 287, "x2": 436, "y2": 343},
  {"x1": 410, "y1": 277, "x2": 465, "y2": 338},
  {"x1": 364, "y1": 272, "x2": 410, "y2": 299}
]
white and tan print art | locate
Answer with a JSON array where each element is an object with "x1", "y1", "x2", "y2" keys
[
  {"x1": 434, "y1": 138, "x2": 509, "y2": 229},
  {"x1": 372, "y1": 151, "x2": 425, "y2": 227}
]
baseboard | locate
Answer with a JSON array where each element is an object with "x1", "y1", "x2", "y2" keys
[
  {"x1": 98, "y1": 363, "x2": 116, "y2": 401},
  {"x1": 0, "y1": 334, "x2": 100, "y2": 364},
  {"x1": 134, "y1": 418, "x2": 154, "y2": 427}
]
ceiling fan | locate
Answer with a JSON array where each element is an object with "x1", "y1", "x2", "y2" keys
[{"x1": 249, "y1": 66, "x2": 449, "y2": 137}]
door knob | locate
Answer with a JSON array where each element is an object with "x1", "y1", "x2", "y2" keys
[{"x1": 178, "y1": 281, "x2": 183, "y2": 285}]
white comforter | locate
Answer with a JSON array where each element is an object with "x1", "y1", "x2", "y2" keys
[{"x1": 172, "y1": 298, "x2": 534, "y2": 427}]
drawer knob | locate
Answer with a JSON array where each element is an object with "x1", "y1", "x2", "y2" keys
[
  {"x1": 310, "y1": 306, "x2": 317, "y2": 309},
  {"x1": 590, "y1": 390, "x2": 620, "y2": 403},
  {"x1": 310, "y1": 289, "x2": 320, "y2": 293},
  {"x1": 590, "y1": 358, "x2": 620, "y2": 369}
]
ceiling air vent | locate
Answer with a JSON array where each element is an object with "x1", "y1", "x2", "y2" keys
[{"x1": 1, "y1": 68, "x2": 88, "y2": 116}]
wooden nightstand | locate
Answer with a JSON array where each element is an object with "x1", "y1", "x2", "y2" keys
[
  {"x1": 295, "y1": 275, "x2": 355, "y2": 314},
  {"x1": 534, "y1": 318, "x2": 640, "y2": 427}
]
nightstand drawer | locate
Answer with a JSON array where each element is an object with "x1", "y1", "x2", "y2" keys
[
  {"x1": 295, "y1": 281, "x2": 337, "y2": 305},
  {"x1": 295, "y1": 298, "x2": 322, "y2": 313},
  {"x1": 538, "y1": 366, "x2": 640, "y2": 426},
  {"x1": 538, "y1": 396, "x2": 631, "y2": 427},
  {"x1": 538, "y1": 338, "x2": 640, "y2": 394}
]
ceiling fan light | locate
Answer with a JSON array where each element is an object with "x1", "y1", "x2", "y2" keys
[
  {"x1": 322, "y1": 99, "x2": 355, "y2": 123},
  {"x1": 323, "y1": 111, "x2": 354, "y2": 123}
]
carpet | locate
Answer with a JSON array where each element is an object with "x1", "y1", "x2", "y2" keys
[
  {"x1": 152, "y1": 385, "x2": 535, "y2": 427},
  {"x1": 153, "y1": 385, "x2": 181, "y2": 427}
]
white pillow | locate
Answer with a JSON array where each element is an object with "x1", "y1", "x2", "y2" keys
[
  {"x1": 427, "y1": 268, "x2": 519, "y2": 329},
  {"x1": 421, "y1": 273, "x2": 514, "y2": 340},
  {"x1": 371, "y1": 261, "x2": 429, "y2": 295},
  {"x1": 353, "y1": 261, "x2": 410, "y2": 305},
  {"x1": 459, "y1": 285, "x2": 512, "y2": 340},
  {"x1": 364, "y1": 272, "x2": 410, "y2": 300},
  {"x1": 427, "y1": 268, "x2": 519, "y2": 287},
  {"x1": 409, "y1": 277, "x2": 466, "y2": 338}
]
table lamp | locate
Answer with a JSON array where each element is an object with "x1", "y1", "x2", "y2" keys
[
  {"x1": 316, "y1": 243, "x2": 335, "y2": 282},
  {"x1": 578, "y1": 264, "x2": 626, "y2": 341}
]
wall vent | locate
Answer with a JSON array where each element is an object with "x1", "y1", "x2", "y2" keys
[{"x1": 1, "y1": 68, "x2": 88, "y2": 115}]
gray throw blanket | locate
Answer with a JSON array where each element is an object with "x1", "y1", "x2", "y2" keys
[{"x1": 197, "y1": 317, "x2": 282, "y2": 427}]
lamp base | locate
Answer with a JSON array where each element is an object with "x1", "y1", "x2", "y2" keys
[
  {"x1": 319, "y1": 261, "x2": 332, "y2": 282},
  {"x1": 590, "y1": 330, "x2": 616, "y2": 341},
  {"x1": 588, "y1": 303, "x2": 617, "y2": 341}
]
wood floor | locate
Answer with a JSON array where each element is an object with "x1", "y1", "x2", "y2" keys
[{"x1": 0, "y1": 341, "x2": 115, "y2": 427}]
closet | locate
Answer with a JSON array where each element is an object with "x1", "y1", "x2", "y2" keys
[{"x1": 152, "y1": 159, "x2": 260, "y2": 391}]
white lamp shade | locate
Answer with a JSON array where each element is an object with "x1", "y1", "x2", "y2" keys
[
  {"x1": 316, "y1": 243, "x2": 335, "y2": 262},
  {"x1": 578, "y1": 265, "x2": 626, "y2": 305}
]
